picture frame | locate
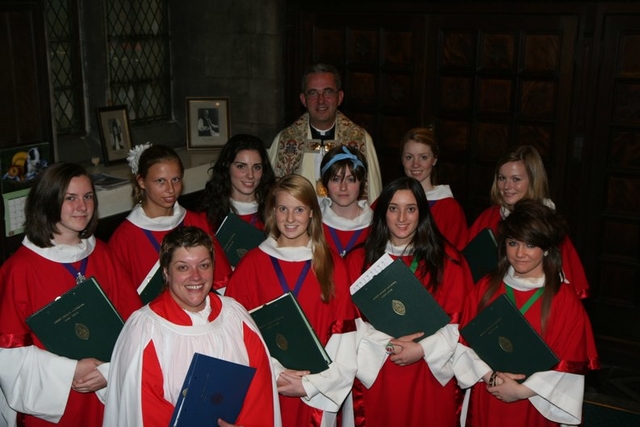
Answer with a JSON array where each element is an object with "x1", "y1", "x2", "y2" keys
[
  {"x1": 186, "y1": 97, "x2": 230, "y2": 149},
  {"x1": 96, "y1": 105, "x2": 133, "y2": 165}
]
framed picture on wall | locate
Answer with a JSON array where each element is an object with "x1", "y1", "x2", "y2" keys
[
  {"x1": 96, "y1": 105, "x2": 133, "y2": 165},
  {"x1": 186, "y1": 97, "x2": 230, "y2": 149}
]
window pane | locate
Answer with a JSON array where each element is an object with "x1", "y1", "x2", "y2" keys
[
  {"x1": 106, "y1": 0, "x2": 171, "y2": 124},
  {"x1": 46, "y1": 0, "x2": 84, "y2": 135}
]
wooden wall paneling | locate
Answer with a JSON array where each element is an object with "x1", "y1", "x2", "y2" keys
[
  {"x1": 426, "y1": 14, "x2": 578, "y2": 223},
  {"x1": 589, "y1": 11, "x2": 640, "y2": 367}
]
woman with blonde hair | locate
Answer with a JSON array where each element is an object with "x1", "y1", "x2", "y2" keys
[
  {"x1": 467, "y1": 145, "x2": 590, "y2": 297},
  {"x1": 226, "y1": 174, "x2": 369, "y2": 427}
]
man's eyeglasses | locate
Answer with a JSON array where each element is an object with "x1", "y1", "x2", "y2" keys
[{"x1": 305, "y1": 89, "x2": 338, "y2": 99}]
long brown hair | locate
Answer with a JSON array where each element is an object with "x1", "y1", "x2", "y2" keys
[
  {"x1": 264, "y1": 175, "x2": 335, "y2": 302},
  {"x1": 479, "y1": 200, "x2": 567, "y2": 332}
]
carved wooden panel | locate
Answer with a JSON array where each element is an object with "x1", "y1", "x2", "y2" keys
[
  {"x1": 428, "y1": 15, "x2": 576, "y2": 215},
  {"x1": 588, "y1": 13, "x2": 640, "y2": 365}
]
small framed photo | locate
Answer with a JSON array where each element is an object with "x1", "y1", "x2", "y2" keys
[
  {"x1": 186, "y1": 97, "x2": 230, "y2": 149},
  {"x1": 96, "y1": 105, "x2": 133, "y2": 165}
]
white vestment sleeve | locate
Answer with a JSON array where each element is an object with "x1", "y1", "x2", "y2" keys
[
  {"x1": 0, "y1": 347, "x2": 76, "y2": 424},
  {"x1": 301, "y1": 321, "x2": 361, "y2": 412},
  {"x1": 354, "y1": 321, "x2": 390, "y2": 388},
  {"x1": 451, "y1": 343, "x2": 492, "y2": 389},
  {"x1": 268, "y1": 132, "x2": 282, "y2": 170},
  {"x1": 525, "y1": 371, "x2": 584, "y2": 425},
  {"x1": 418, "y1": 324, "x2": 459, "y2": 386},
  {"x1": 362, "y1": 131, "x2": 382, "y2": 204}
]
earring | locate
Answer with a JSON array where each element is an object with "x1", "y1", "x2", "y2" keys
[{"x1": 543, "y1": 251, "x2": 549, "y2": 257}]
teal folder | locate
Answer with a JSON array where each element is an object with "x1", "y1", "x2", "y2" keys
[
  {"x1": 215, "y1": 213, "x2": 266, "y2": 267},
  {"x1": 169, "y1": 353, "x2": 256, "y2": 426},
  {"x1": 460, "y1": 294, "x2": 559, "y2": 377},
  {"x1": 463, "y1": 228, "x2": 498, "y2": 283},
  {"x1": 351, "y1": 258, "x2": 450, "y2": 339},
  {"x1": 138, "y1": 265, "x2": 164, "y2": 305},
  {"x1": 26, "y1": 277, "x2": 124, "y2": 362},
  {"x1": 249, "y1": 292, "x2": 331, "y2": 374}
]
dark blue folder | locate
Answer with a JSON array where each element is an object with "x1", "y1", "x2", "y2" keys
[{"x1": 169, "y1": 353, "x2": 256, "y2": 426}]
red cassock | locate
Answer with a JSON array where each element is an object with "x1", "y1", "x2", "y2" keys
[
  {"x1": 226, "y1": 242, "x2": 359, "y2": 427},
  {"x1": 428, "y1": 196, "x2": 468, "y2": 251},
  {"x1": 109, "y1": 206, "x2": 232, "y2": 291},
  {"x1": 103, "y1": 291, "x2": 278, "y2": 427},
  {"x1": 468, "y1": 205, "x2": 590, "y2": 298},
  {"x1": 460, "y1": 277, "x2": 599, "y2": 427},
  {"x1": 346, "y1": 245, "x2": 472, "y2": 427},
  {"x1": 0, "y1": 238, "x2": 142, "y2": 427}
]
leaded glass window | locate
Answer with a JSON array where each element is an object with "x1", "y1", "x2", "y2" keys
[
  {"x1": 46, "y1": 0, "x2": 84, "y2": 135},
  {"x1": 106, "y1": 0, "x2": 171, "y2": 123}
]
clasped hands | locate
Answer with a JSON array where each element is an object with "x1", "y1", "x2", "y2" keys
[
  {"x1": 385, "y1": 332, "x2": 425, "y2": 366},
  {"x1": 482, "y1": 370, "x2": 533, "y2": 403},
  {"x1": 72, "y1": 358, "x2": 107, "y2": 393}
]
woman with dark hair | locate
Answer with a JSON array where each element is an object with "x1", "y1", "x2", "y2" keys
[
  {"x1": 104, "y1": 226, "x2": 280, "y2": 427},
  {"x1": 0, "y1": 162, "x2": 141, "y2": 427},
  {"x1": 199, "y1": 134, "x2": 275, "y2": 231},
  {"x1": 467, "y1": 145, "x2": 590, "y2": 298},
  {"x1": 109, "y1": 144, "x2": 232, "y2": 294},
  {"x1": 400, "y1": 127, "x2": 468, "y2": 250},
  {"x1": 454, "y1": 200, "x2": 599, "y2": 427},
  {"x1": 346, "y1": 176, "x2": 472, "y2": 427},
  {"x1": 226, "y1": 174, "x2": 376, "y2": 427},
  {"x1": 319, "y1": 145, "x2": 373, "y2": 257}
]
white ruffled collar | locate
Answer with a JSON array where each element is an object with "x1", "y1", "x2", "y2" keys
[
  {"x1": 384, "y1": 241, "x2": 414, "y2": 257},
  {"x1": 320, "y1": 198, "x2": 373, "y2": 231},
  {"x1": 22, "y1": 236, "x2": 96, "y2": 263},
  {"x1": 503, "y1": 266, "x2": 545, "y2": 291},
  {"x1": 230, "y1": 198, "x2": 258, "y2": 215},
  {"x1": 259, "y1": 236, "x2": 313, "y2": 261},
  {"x1": 126, "y1": 202, "x2": 187, "y2": 231},
  {"x1": 424, "y1": 185, "x2": 454, "y2": 201}
]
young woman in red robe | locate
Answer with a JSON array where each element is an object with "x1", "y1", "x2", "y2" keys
[
  {"x1": 467, "y1": 145, "x2": 589, "y2": 298},
  {"x1": 319, "y1": 145, "x2": 373, "y2": 258},
  {"x1": 199, "y1": 134, "x2": 276, "y2": 232},
  {"x1": 109, "y1": 144, "x2": 231, "y2": 293},
  {"x1": 0, "y1": 162, "x2": 141, "y2": 427},
  {"x1": 227, "y1": 174, "x2": 384, "y2": 427},
  {"x1": 347, "y1": 176, "x2": 473, "y2": 427},
  {"x1": 400, "y1": 127, "x2": 468, "y2": 250},
  {"x1": 453, "y1": 200, "x2": 599, "y2": 427},
  {"x1": 104, "y1": 226, "x2": 279, "y2": 427}
]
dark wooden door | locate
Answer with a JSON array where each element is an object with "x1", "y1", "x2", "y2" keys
[
  {"x1": 588, "y1": 11, "x2": 640, "y2": 366},
  {"x1": 425, "y1": 13, "x2": 579, "y2": 221}
]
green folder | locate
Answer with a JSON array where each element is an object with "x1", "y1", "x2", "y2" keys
[
  {"x1": 351, "y1": 258, "x2": 450, "y2": 340},
  {"x1": 26, "y1": 277, "x2": 125, "y2": 362},
  {"x1": 249, "y1": 292, "x2": 331, "y2": 374},
  {"x1": 138, "y1": 263, "x2": 165, "y2": 305},
  {"x1": 463, "y1": 228, "x2": 498, "y2": 283},
  {"x1": 215, "y1": 213, "x2": 266, "y2": 267},
  {"x1": 460, "y1": 294, "x2": 559, "y2": 377}
]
